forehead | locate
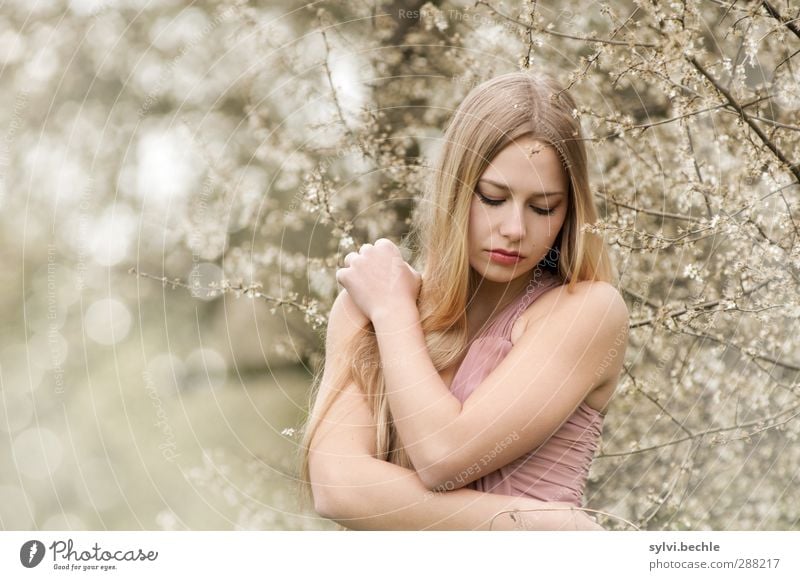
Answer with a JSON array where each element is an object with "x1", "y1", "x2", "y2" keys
[{"x1": 480, "y1": 138, "x2": 567, "y2": 190}]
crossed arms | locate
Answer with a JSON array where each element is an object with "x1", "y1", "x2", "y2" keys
[
  {"x1": 305, "y1": 288, "x2": 622, "y2": 530},
  {"x1": 369, "y1": 280, "x2": 630, "y2": 490}
]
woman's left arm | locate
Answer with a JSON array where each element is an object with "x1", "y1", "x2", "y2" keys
[
  {"x1": 372, "y1": 281, "x2": 629, "y2": 490},
  {"x1": 335, "y1": 238, "x2": 629, "y2": 490}
]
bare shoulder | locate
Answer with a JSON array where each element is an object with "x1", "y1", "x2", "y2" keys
[
  {"x1": 562, "y1": 280, "x2": 629, "y2": 327},
  {"x1": 516, "y1": 280, "x2": 628, "y2": 335},
  {"x1": 511, "y1": 280, "x2": 629, "y2": 376},
  {"x1": 511, "y1": 280, "x2": 629, "y2": 410}
]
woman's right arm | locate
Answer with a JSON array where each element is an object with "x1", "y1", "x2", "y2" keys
[
  {"x1": 307, "y1": 290, "x2": 601, "y2": 531},
  {"x1": 310, "y1": 379, "x2": 598, "y2": 530}
]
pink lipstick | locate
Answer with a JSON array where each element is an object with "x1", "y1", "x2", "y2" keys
[{"x1": 487, "y1": 250, "x2": 523, "y2": 265}]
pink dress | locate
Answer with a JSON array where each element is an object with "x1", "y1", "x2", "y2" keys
[{"x1": 449, "y1": 272, "x2": 605, "y2": 507}]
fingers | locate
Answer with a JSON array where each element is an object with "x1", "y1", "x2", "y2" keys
[
  {"x1": 341, "y1": 240, "x2": 401, "y2": 269},
  {"x1": 341, "y1": 244, "x2": 374, "y2": 270},
  {"x1": 343, "y1": 251, "x2": 358, "y2": 267}
]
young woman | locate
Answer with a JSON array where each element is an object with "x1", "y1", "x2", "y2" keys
[{"x1": 299, "y1": 71, "x2": 629, "y2": 530}]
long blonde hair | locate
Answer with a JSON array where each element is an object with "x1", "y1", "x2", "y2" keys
[{"x1": 297, "y1": 70, "x2": 616, "y2": 512}]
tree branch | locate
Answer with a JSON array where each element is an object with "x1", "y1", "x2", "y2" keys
[
  {"x1": 599, "y1": 402, "x2": 800, "y2": 458},
  {"x1": 474, "y1": 0, "x2": 656, "y2": 47},
  {"x1": 127, "y1": 267, "x2": 328, "y2": 330},
  {"x1": 688, "y1": 55, "x2": 800, "y2": 184},
  {"x1": 629, "y1": 279, "x2": 773, "y2": 329},
  {"x1": 761, "y1": 0, "x2": 800, "y2": 40}
]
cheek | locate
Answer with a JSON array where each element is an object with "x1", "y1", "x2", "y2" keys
[
  {"x1": 542, "y1": 217, "x2": 565, "y2": 239},
  {"x1": 541, "y1": 210, "x2": 568, "y2": 239},
  {"x1": 467, "y1": 203, "x2": 489, "y2": 243}
]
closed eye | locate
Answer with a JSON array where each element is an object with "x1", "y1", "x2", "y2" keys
[{"x1": 475, "y1": 191, "x2": 557, "y2": 216}]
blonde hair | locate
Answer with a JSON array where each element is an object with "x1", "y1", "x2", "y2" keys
[{"x1": 297, "y1": 70, "x2": 616, "y2": 514}]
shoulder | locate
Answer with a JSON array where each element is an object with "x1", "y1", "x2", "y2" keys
[
  {"x1": 564, "y1": 280, "x2": 629, "y2": 322},
  {"x1": 516, "y1": 279, "x2": 629, "y2": 345},
  {"x1": 513, "y1": 280, "x2": 629, "y2": 391}
]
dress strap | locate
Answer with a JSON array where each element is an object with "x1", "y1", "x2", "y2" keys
[
  {"x1": 492, "y1": 275, "x2": 563, "y2": 338},
  {"x1": 469, "y1": 289, "x2": 528, "y2": 341}
]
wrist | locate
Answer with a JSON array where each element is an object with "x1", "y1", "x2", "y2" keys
[{"x1": 371, "y1": 300, "x2": 420, "y2": 328}]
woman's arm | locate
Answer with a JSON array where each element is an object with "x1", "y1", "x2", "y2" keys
[
  {"x1": 307, "y1": 289, "x2": 602, "y2": 531},
  {"x1": 371, "y1": 281, "x2": 629, "y2": 490},
  {"x1": 310, "y1": 377, "x2": 599, "y2": 530}
]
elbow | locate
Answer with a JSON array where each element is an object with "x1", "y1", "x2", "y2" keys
[
  {"x1": 309, "y1": 462, "x2": 353, "y2": 521},
  {"x1": 312, "y1": 486, "x2": 348, "y2": 521},
  {"x1": 313, "y1": 482, "x2": 358, "y2": 522},
  {"x1": 418, "y1": 470, "x2": 463, "y2": 492},
  {"x1": 411, "y1": 439, "x2": 461, "y2": 491},
  {"x1": 416, "y1": 459, "x2": 460, "y2": 492},
  {"x1": 418, "y1": 470, "x2": 446, "y2": 492},
  {"x1": 415, "y1": 443, "x2": 477, "y2": 491}
]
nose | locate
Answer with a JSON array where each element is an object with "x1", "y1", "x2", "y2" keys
[{"x1": 498, "y1": 202, "x2": 526, "y2": 240}]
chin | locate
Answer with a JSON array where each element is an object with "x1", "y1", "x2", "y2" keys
[{"x1": 471, "y1": 260, "x2": 533, "y2": 282}]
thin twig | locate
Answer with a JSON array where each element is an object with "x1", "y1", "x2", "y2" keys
[
  {"x1": 596, "y1": 189, "x2": 702, "y2": 222},
  {"x1": 620, "y1": 286, "x2": 663, "y2": 310},
  {"x1": 599, "y1": 401, "x2": 800, "y2": 458},
  {"x1": 576, "y1": 95, "x2": 773, "y2": 143},
  {"x1": 689, "y1": 56, "x2": 800, "y2": 184},
  {"x1": 623, "y1": 365, "x2": 694, "y2": 437},
  {"x1": 720, "y1": 108, "x2": 800, "y2": 132},
  {"x1": 638, "y1": 439, "x2": 701, "y2": 528},
  {"x1": 128, "y1": 267, "x2": 328, "y2": 329},
  {"x1": 473, "y1": 0, "x2": 656, "y2": 47},
  {"x1": 677, "y1": 326, "x2": 800, "y2": 373},
  {"x1": 629, "y1": 279, "x2": 772, "y2": 329},
  {"x1": 319, "y1": 27, "x2": 371, "y2": 160},
  {"x1": 761, "y1": 0, "x2": 800, "y2": 40}
]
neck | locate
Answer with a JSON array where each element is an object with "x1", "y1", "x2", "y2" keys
[{"x1": 467, "y1": 267, "x2": 543, "y2": 323}]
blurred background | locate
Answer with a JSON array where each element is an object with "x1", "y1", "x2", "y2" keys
[
  {"x1": 1, "y1": 0, "x2": 344, "y2": 531},
  {"x1": 1, "y1": 0, "x2": 798, "y2": 530}
]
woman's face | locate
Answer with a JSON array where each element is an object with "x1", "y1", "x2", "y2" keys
[{"x1": 468, "y1": 136, "x2": 569, "y2": 283}]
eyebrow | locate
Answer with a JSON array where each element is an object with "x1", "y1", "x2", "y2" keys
[{"x1": 478, "y1": 178, "x2": 566, "y2": 198}]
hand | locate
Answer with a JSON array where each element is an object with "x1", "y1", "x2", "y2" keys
[
  {"x1": 490, "y1": 503, "x2": 605, "y2": 531},
  {"x1": 335, "y1": 238, "x2": 422, "y2": 322}
]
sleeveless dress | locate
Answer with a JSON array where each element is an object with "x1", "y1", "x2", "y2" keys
[{"x1": 448, "y1": 271, "x2": 605, "y2": 507}]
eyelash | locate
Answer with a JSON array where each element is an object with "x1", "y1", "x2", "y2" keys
[{"x1": 475, "y1": 191, "x2": 557, "y2": 215}]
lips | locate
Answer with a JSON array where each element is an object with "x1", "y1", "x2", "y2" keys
[
  {"x1": 489, "y1": 249, "x2": 523, "y2": 258},
  {"x1": 486, "y1": 249, "x2": 524, "y2": 266}
]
